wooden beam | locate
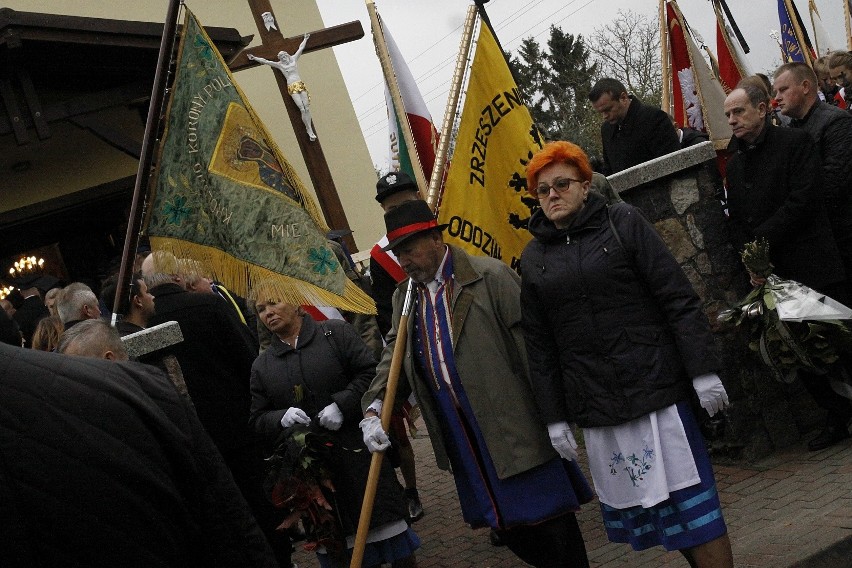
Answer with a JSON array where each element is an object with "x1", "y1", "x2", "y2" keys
[
  {"x1": 69, "y1": 114, "x2": 142, "y2": 158},
  {"x1": 0, "y1": 82, "x2": 148, "y2": 135},
  {"x1": 236, "y1": 0, "x2": 364, "y2": 252},
  {"x1": 0, "y1": 57, "x2": 28, "y2": 144},
  {"x1": 229, "y1": 21, "x2": 363, "y2": 72},
  {"x1": 15, "y1": 68, "x2": 50, "y2": 140}
]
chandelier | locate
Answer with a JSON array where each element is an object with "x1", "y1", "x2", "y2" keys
[
  {"x1": 0, "y1": 285, "x2": 13, "y2": 300},
  {"x1": 9, "y1": 256, "x2": 45, "y2": 277}
]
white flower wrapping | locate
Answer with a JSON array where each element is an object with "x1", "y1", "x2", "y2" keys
[
  {"x1": 728, "y1": 238, "x2": 852, "y2": 399},
  {"x1": 769, "y1": 275, "x2": 852, "y2": 322}
]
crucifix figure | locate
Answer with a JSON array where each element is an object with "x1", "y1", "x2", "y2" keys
[
  {"x1": 248, "y1": 33, "x2": 316, "y2": 141},
  {"x1": 231, "y1": 0, "x2": 364, "y2": 252}
]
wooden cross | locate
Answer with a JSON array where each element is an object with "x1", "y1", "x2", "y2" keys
[{"x1": 230, "y1": 0, "x2": 364, "y2": 253}]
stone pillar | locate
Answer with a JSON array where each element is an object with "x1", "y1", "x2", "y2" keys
[{"x1": 608, "y1": 143, "x2": 825, "y2": 460}]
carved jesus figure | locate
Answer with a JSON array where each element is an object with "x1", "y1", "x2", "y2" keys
[{"x1": 248, "y1": 33, "x2": 317, "y2": 141}]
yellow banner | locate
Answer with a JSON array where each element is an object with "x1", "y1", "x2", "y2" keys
[{"x1": 437, "y1": 21, "x2": 542, "y2": 272}]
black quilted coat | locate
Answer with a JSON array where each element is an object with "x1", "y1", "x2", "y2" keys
[
  {"x1": 520, "y1": 193, "x2": 720, "y2": 428},
  {"x1": 0, "y1": 344, "x2": 276, "y2": 567}
]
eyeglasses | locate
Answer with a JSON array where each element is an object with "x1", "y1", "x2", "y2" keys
[{"x1": 533, "y1": 178, "x2": 583, "y2": 199}]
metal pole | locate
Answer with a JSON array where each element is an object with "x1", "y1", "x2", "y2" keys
[
  {"x1": 426, "y1": 6, "x2": 477, "y2": 209},
  {"x1": 846, "y1": 0, "x2": 852, "y2": 51},
  {"x1": 660, "y1": 0, "x2": 671, "y2": 114},
  {"x1": 366, "y1": 0, "x2": 429, "y2": 194},
  {"x1": 112, "y1": 0, "x2": 182, "y2": 324}
]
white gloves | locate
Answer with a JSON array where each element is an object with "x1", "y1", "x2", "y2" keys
[
  {"x1": 547, "y1": 421, "x2": 579, "y2": 461},
  {"x1": 359, "y1": 416, "x2": 391, "y2": 453},
  {"x1": 692, "y1": 373, "x2": 729, "y2": 417},
  {"x1": 280, "y1": 407, "x2": 311, "y2": 428},
  {"x1": 318, "y1": 402, "x2": 344, "y2": 431},
  {"x1": 366, "y1": 398, "x2": 383, "y2": 417}
]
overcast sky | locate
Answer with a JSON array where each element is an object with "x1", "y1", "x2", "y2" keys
[{"x1": 315, "y1": 0, "x2": 849, "y2": 169}]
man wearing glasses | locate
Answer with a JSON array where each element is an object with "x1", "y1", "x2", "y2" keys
[{"x1": 828, "y1": 50, "x2": 852, "y2": 110}]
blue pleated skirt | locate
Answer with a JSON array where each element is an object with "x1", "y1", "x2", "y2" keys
[
  {"x1": 316, "y1": 527, "x2": 420, "y2": 568},
  {"x1": 600, "y1": 402, "x2": 728, "y2": 551}
]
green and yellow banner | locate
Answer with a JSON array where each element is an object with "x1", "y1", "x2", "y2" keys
[
  {"x1": 437, "y1": 21, "x2": 543, "y2": 272},
  {"x1": 145, "y1": 10, "x2": 374, "y2": 313}
]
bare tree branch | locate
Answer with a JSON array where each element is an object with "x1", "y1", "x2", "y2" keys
[{"x1": 588, "y1": 10, "x2": 662, "y2": 107}]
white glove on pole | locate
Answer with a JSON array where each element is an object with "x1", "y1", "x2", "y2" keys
[
  {"x1": 280, "y1": 407, "x2": 311, "y2": 428},
  {"x1": 692, "y1": 373, "x2": 730, "y2": 417},
  {"x1": 547, "y1": 421, "x2": 579, "y2": 461},
  {"x1": 359, "y1": 416, "x2": 391, "y2": 453},
  {"x1": 317, "y1": 402, "x2": 344, "y2": 431}
]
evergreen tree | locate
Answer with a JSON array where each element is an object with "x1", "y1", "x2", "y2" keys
[{"x1": 509, "y1": 26, "x2": 601, "y2": 157}]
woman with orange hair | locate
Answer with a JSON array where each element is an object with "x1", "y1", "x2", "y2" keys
[{"x1": 520, "y1": 141, "x2": 734, "y2": 567}]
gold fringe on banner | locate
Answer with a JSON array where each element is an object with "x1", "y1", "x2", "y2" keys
[
  {"x1": 142, "y1": 10, "x2": 376, "y2": 316},
  {"x1": 149, "y1": 237, "x2": 376, "y2": 315}
]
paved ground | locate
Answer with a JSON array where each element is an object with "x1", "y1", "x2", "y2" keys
[{"x1": 292, "y1": 421, "x2": 852, "y2": 567}]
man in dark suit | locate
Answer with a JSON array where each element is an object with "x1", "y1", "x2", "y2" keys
[
  {"x1": 9, "y1": 275, "x2": 49, "y2": 347},
  {"x1": 141, "y1": 251, "x2": 291, "y2": 566},
  {"x1": 724, "y1": 80, "x2": 852, "y2": 451},
  {"x1": 774, "y1": 62, "x2": 852, "y2": 289},
  {"x1": 589, "y1": 78, "x2": 681, "y2": 175},
  {"x1": 0, "y1": 307, "x2": 22, "y2": 347}
]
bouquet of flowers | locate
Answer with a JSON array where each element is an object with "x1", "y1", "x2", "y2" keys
[
  {"x1": 263, "y1": 424, "x2": 344, "y2": 554},
  {"x1": 718, "y1": 239, "x2": 852, "y2": 386}
]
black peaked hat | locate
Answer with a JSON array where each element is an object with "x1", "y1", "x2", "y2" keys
[
  {"x1": 383, "y1": 200, "x2": 447, "y2": 251},
  {"x1": 375, "y1": 171, "x2": 418, "y2": 203}
]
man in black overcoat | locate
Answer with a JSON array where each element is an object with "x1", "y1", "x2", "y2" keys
[
  {"x1": 773, "y1": 62, "x2": 852, "y2": 288},
  {"x1": 724, "y1": 82, "x2": 852, "y2": 451},
  {"x1": 141, "y1": 252, "x2": 291, "y2": 566},
  {"x1": 0, "y1": 342, "x2": 276, "y2": 567},
  {"x1": 588, "y1": 78, "x2": 681, "y2": 175}
]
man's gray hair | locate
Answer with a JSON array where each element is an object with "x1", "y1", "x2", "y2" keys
[
  {"x1": 734, "y1": 77, "x2": 770, "y2": 108},
  {"x1": 56, "y1": 284, "x2": 98, "y2": 324},
  {"x1": 143, "y1": 271, "x2": 176, "y2": 289},
  {"x1": 57, "y1": 319, "x2": 128, "y2": 360},
  {"x1": 141, "y1": 250, "x2": 181, "y2": 289}
]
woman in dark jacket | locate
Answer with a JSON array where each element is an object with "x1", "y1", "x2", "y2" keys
[
  {"x1": 249, "y1": 295, "x2": 418, "y2": 568},
  {"x1": 520, "y1": 141, "x2": 733, "y2": 567}
]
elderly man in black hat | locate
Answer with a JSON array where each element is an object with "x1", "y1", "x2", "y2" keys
[
  {"x1": 370, "y1": 171, "x2": 423, "y2": 337},
  {"x1": 359, "y1": 200, "x2": 594, "y2": 568},
  {"x1": 368, "y1": 171, "x2": 425, "y2": 523}
]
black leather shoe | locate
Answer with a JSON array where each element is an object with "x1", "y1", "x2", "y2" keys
[
  {"x1": 405, "y1": 488, "x2": 424, "y2": 522},
  {"x1": 807, "y1": 425, "x2": 850, "y2": 451},
  {"x1": 489, "y1": 528, "x2": 506, "y2": 546}
]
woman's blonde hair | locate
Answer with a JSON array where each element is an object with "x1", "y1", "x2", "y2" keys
[{"x1": 32, "y1": 315, "x2": 64, "y2": 351}]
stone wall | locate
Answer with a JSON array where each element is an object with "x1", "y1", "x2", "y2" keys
[{"x1": 612, "y1": 148, "x2": 825, "y2": 461}]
